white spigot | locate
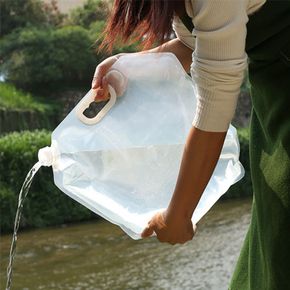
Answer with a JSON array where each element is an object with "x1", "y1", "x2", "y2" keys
[{"x1": 38, "y1": 146, "x2": 55, "y2": 167}]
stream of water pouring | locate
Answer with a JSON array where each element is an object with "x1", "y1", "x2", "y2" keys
[{"x1": 5, "y1": 162, "x2": 42, "y2": 290}]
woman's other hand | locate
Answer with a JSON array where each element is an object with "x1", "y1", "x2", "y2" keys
[
  {"x1": 91, "y1": 54, "x2": 123, "y2": 102},
  {"x1": 141, "y1": 210, "x2": 196, "y2": 245}
]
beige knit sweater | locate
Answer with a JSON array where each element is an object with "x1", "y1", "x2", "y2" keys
[{"x1": 173, "y1": 0, "x2": 266, "y2": 132}]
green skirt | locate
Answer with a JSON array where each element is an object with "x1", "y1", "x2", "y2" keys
[{"x1": 230, "y1": 1, "x2": 290, "y2": 289}]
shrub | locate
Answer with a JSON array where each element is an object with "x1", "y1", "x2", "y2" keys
[
  {"x1": 0, "y1": 82, "x2": 50, "y2": 112},
  {"x1": 0, "y1": 185, "x2": 17, "y2": 232},
  {"x1": 0, "y1": 130, "x2": 94, "y2": 232},
  {"x1": 0, "y1": 83, "x2": 59, "y2": 133}
]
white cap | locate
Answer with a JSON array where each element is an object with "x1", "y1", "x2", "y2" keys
[{"x1": 38, "y1": 146, "x2": 54, "y2": 167}]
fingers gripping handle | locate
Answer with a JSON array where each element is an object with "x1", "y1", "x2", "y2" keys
[{"x1": 75, "y1": 85, "x2": 117, "y2": 125}]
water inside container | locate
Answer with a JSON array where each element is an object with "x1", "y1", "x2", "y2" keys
[{"x1": 54, "y1": 143, "x2": 241, "y2": 238}]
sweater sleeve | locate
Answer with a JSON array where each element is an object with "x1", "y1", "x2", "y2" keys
[
  {"x1": 172, "y1": 15, "x2": 196, "y2": 50},
  {"x1": 189, "y1": 0, "x2": 249, "y2": 132}
]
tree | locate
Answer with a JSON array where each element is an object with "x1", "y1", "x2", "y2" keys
[
  {"x1": 0, "y1": 26, "x2": 97, "y2": 93},
  {"x1": 68, "y1": 0, "x2": 110, "y2": 29},
  {"x1": 0, "y1": 0, "x2": 64, "y2": 37}
]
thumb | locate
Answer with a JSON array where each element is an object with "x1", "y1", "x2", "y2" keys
[{"x1": 141, "y1": 225, "x2": 154, "y2": 239}]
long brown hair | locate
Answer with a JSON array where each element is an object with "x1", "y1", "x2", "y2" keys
[{"x1": 100, "y1": 0, "x2": 184, "y2": 52}]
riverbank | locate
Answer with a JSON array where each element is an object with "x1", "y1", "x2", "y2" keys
[{"x1": 0, "y1": 83, "x2": 59, "y2": 134}]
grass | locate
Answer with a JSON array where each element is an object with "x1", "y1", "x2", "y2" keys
[{"x1": 0, "y1": 82, "x2": 51, "y2": 112}]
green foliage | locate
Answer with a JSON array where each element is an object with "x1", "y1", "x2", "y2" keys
[
  {"x1": 0, "y1": 130, "x2": 51, "y2": 185},
  {"x1": 0, "y1": 83, "x2": 59, "y2": 133},
  {"x1": 0, "y1": 0, "x2": 65, "y2": 37},
  {"x1": 68, "y1": 0, "x2": 109, "y2": 28},
  {"x1": 0, "y1": 0, "x2": 138, "y2": 94},
  {"x1": 0, "y1": 82, "x2": 50, "y2": 112},
  {"x1": 0, "y1": 26, "x2": 97, "y2": 93},
  {"x1": 0, "y1": 185, "x2": 17, "y2": 231},
  {"x1": 89, "y1": 20, "x2": 106, "y2": 47},
  {"x1": 225, "y1": 127, "x2": 252, "y2": 199},
  {"x1": 89, "y1": 20, "x2": 106, "y2": 35},
  {"x1": 0, "y1": 130, "x2": 94, "y2": 232}
]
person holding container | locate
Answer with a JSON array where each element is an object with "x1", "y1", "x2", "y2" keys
[{"x1": 92, "y1": 1, "x2": 290, "y2": 289}]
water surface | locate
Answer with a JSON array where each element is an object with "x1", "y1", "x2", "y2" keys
[{"x1": 0, "y1": 198, "x2": 252, "y2": 290}]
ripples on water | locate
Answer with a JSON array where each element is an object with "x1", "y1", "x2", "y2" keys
[{"x1": 0, "y1": 198, "x2": 252, "y2": 290}]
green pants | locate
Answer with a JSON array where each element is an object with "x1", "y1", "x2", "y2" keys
[
  {"x1": 230, "y1": 1, "x2": 290, "y2": 289},
  {"x1": 179, "y1": 1, "x2": 290, "y2": 288}
]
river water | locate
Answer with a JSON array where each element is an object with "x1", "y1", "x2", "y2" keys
[{"x1": 0, "y1": 198, "x2": 252, "y2": 290}]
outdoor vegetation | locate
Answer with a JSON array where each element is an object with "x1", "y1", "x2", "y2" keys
[{"x1": 0, "y1": 0, "x2": 252, "y2": 233}]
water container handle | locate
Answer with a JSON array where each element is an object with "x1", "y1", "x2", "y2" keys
[{"x1": 75, "y1": 85, "x2": 117, "y2": 125}]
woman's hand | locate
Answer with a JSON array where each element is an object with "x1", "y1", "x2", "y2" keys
[
  {"x1": 141, "y1": 210, "x2": 196, "y2": 245},
  {"x1": 91, "y1": 54, "x2": 124, "y2": 101},
  {"x1": 141, "y1": 127, "x2": 226, "y2": 245}
]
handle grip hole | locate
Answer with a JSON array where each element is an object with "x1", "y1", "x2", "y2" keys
[{"x1": 83, "y1": 99, "x2": 109, "y2": 119}]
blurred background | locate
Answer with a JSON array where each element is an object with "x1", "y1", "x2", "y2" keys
[{"x1": 0, "y1": 1, "x2": 253, "y2": 289}]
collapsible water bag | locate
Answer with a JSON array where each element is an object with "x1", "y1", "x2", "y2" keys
[{"x1": 38, "y1": 53, "x2": 244, "y2": 239}]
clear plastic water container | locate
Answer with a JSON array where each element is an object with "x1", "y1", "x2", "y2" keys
[{"x1": 38, "y1": 53, "x2": 244, "y2": 239}]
